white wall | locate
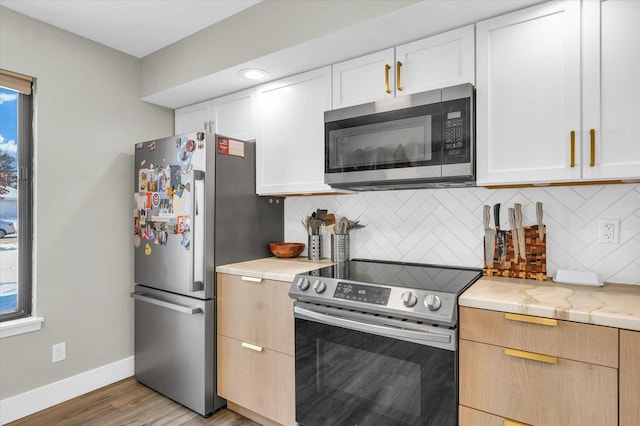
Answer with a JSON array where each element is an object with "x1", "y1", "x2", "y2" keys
[
  {"x1": 285, "y1": 184, "x2": 640, "y2": 285},
  {"x1": 0, "y1": 6, "x2": 173, "y2": 399}
]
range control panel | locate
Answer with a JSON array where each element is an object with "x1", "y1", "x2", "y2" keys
[
  {"x1": 289, "y1": 275, "x2": 456, "y2": 325},
  {"x1": 334, "y1": 282, "x2": 391, "y2": 305}
]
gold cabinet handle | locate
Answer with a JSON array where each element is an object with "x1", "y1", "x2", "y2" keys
[
  {"x1": 504, "y1": 312, "x2": 557, "y2": 327},
  {"x1": 241, "y1": 276, "x2": 262, "y2": 283},
  {"x1": 504, "y1": 348, "x2": 557, "y2": 364},
  {"x1": 590, "y1": 128, "x2": 596, "y2": 167},
  {"x1": 396, "y1": 61, "x2": 403, "y2": 91},
  {"x1": 241, "y1": 342, "x2": 263, "y2": 352},
  {"x1": 570, "y1": 130, "x2": 576, "y2": 167},
  {"x1": 384, "y1": 64, "x2": 391, "y2": 94},
  {"x1": 505, "y1": 419, "x2": 530, "y2": 426}
]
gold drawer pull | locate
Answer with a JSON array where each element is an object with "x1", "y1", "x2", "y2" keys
[
  {"x1": 396, "y1": 61, "x2": 403, "y2": 91},
  {"x1": 504, "y1": 348, "x2": 557, "y2": 364},
  {"x1": 570, "y1": 130, "x2": 576, "y2": 167},
  {"x1": 590, "y1": 128, "x2": 596, "y2": 167},
  {"x1": 505, "y1": 419, "x2": 530, "y2": 426},
  {"x1": 505, "y1": 312, "x2": 557, "y2": 327},
  {"x1": 241, "y1": 342, "x2": 263, "y2": 352},
  {"x1": 241, "y1": 276, "x2": 262, "y2": 283},
  {"x1": 384, "y1": 64, "x2": 391, "y2": 94}
]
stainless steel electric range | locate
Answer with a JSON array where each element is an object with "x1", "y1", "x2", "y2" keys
[{"x1": 289, "y1": 259, "x2": 482, "y2": 426}]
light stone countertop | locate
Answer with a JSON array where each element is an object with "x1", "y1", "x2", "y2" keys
[
  {"x1": 216, "y1": 257, "x2": 334, "y2": 282},
  {"x1": 460, "y1": 276, "x2": 640, "y2": 332}
]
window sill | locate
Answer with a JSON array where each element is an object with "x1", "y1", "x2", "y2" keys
[{"x1": 0, "y1": 316, "x2": 44, "y2": 338}]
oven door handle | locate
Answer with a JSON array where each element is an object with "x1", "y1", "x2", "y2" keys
[{"x1": 294, "y1": 305, "x2": 451, "y2": 345}]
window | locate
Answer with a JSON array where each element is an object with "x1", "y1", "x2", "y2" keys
[{"x1": 0, "y1": 69, "x2": 33, "y2": 323}]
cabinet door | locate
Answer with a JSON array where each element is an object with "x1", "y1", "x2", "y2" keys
[
  {"x1": 174, "y1": 100, "x2": 212, "y2": 134},
  {"x1": 476, "y1": 1, "x2": 581, "y2": 185},
  {"x1": 332, "y1": 48, "x2": 395, "y2": 109},
  {"x1": 256, "y1": 66, "x2": 333, "y2": 195},
  {"x1": 460, "y1": 339, "x2": 618, "y2": 425},
  {"x1": 217, "y1": 334, "x2": 295, "y2": 426},
  {"x1": 217, "y1": 273, "x2": 294, "y2": 356},
  {"x1": 620, "y1": 329, "x2": 640, "y2": 426},
  {"x1": 582, "y1": 0, "x2": 640, "y2": 180},
  {"x1": 396, "y1": 25, "x2": 475, "y2": 96},
  {"x1": 212, "y1": 88, "x2": 256, "y2": 141}
]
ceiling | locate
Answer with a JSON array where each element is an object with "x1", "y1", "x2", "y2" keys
[
  {"x1": 0, "y1": 0, "x2": 262, "y2": 58},
  {"x1": 1, "y1": 0, "x2": 547, "y2": 109}
]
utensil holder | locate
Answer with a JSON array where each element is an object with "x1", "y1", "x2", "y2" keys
[
  {"x1": 331, "y1": 234, "x2": 350, "y2": 262},
  {"x1": 308, "y1": 235, "x2": 323, "y2": 260}
]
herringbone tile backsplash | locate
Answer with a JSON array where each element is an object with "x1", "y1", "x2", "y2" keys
[{"x1": 285, "y1": 184, "x2": 640, "y2": 285}]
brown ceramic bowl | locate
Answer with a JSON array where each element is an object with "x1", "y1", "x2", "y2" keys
[{"x1": 269, "y1": 242, "x2": 305, "y2": 258}]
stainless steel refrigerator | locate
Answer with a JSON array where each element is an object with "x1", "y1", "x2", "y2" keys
[{"x1": 130, "y1": 132, "x2": 283, "y2": 416}]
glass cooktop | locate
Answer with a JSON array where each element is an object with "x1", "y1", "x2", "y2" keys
[{"x1": 308, "y1": 259, "x2": 482, "y2": 295}]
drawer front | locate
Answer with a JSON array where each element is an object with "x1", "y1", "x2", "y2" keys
[
  {"x1": 217, "y1": 334, "x2": 295, "y2": 426},
  {"x1": 620, "y1": 329, "x2": 640, "y2": 426},
  {"x1": 459, "y1": 339, "x2": 617, "y2": 425},
  {"x1": 217, "y1": 273, "x2": 294, "y2": 355},
  {"x1": 459, "y1": 405, "x2": 530, "y2": 426},
  {"x1": 460, "y1": 307, "x2": 618, "y2": 367}
]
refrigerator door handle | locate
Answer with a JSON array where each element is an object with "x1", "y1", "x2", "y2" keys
[
  {"x1": 191, "y1": 170, "x2": 205, "y2": 293},
  {"x1": 130, "y1": 292, "x2": 202, "y2": 315}
]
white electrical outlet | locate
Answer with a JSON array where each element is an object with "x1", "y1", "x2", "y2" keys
[
  {"x1": 52, "y1": 342, "x2": 66, "y2": 363},
  {"x1": 599, "y1": 218, "x2": 620, "y2": 244}
]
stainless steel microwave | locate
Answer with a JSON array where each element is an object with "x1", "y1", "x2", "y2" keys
[{"x1": 324, "y1": 83, "x2": 474, "y2": 190}]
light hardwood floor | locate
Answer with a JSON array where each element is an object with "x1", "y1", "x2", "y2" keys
[{"x1": 8, "y1": 377, "x2": 260, "y2": 426}]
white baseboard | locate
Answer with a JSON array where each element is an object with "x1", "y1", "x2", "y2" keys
[{"x1": 0, "y1": 356, "x2": 134, "y2": 425}]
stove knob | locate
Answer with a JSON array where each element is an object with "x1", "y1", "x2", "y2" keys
[
  {"x1": 296, "y1": 277, "x2": 310, "y2": 291},
  {"x1": 425, "y1": 294, "x2": 442, "y2": 311},
  {"x1": 313, "y1": 280, "x2": 326, "y2": 294},
  {"x1": 401, "y1": 291, "x2": 418, "y2": 307}
]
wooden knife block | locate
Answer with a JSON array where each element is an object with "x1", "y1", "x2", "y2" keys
[{"x1": 483, "y1": 225, "x2": 547, "y2": 280}]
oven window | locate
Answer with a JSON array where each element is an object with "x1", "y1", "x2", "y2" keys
[
  {"x1": 295, "y1": 318, "x2": 456, "y2": 426},
  {"x1": 318, "y1": 340, "x2": 421, "y2": 418},
  {"x1": 325, "y1": 104, "x2": 443, "y2": 174}
]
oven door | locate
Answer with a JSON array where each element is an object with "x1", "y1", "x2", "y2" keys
[{"x1": 294, "y1": 304, "x2": 457, "y2": 426}]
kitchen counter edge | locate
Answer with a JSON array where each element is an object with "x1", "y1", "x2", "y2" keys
[
  {"x1": 460, "y1": 276, "x2": 640, "y2": 332},
  {"x1": 216, "y1": 257, "x2": 334, "y2": 282}
]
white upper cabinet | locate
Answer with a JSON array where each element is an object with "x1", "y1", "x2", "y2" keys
[
  {"x1": 395, "y1": 25, "x2": 475, "y2": 95},
  {"x1": 174, "y1": 100, "x2": 212, "y2": 134},
  {"x1": 332, "y1": 48, "x2": 396, "y2": 109},
  {"x1": 174, "y1": 88, "x2": 256, "y2": 140},
  {"x1": 256, "y1": 67, "x2": 333, "y2": 195},
  {"x1": 582, "y1": 0, "x2": 640, "y2": 181},
  {"x1": 476, "y1": 1, "x2": 582, "y2": 185},
  {"x1": 211, "y1": 88, "x2": 256, "y2": 141},
  {"x1": 332, "y1": 25, "x2": 475, "y2": 109}
]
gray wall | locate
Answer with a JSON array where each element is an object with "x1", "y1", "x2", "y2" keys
[
  {"x1": 0, "y1": 7, "x2": 173, "y2": 398},
  {"x1": 140, "y1": 0, "x2": 417, "y2": 99}
]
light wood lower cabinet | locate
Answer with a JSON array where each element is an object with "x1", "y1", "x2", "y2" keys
[
  {"x1": 459, "y1": 405, "x2": 529, "y2": 426},
  {"x1": 620, "y1": 329, "x2": 640, "y2": 425},
  {"x1": 459, "y1": 339, "x2": 617, "y2": 425},
  {"x1": 459, "y1": 307, "x2": 618, "y2": 426},
  {"x1": 216, "y1": 273, "x2": 295, "y2": 425},
  {"x1": 217, "y1": 334, "x2": 294, "y2": 426}
]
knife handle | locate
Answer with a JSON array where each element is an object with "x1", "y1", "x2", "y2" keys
[
  {"x1": 536, "y1": 202, "x2": 545, "y2": 240},
  {"x1": 514, "y1": 203, "x2": 523, "y2": 228},
  {"x1": 493, "y1": 204, "x2": 501, "y2": 229},
  {"x1": 536, "y1": 202, "x2": 543, "y2": 223},
  {"x1": 508, "y1": 208, "x2": 515, "y2": 230},
  {"x1": 483, "y1": 205, "x2": 491, "y2": 229}
]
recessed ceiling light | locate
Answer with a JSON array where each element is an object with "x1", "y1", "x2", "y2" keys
[{"x1": 239, "y1": 68, "x2": 269, "y2": 80}]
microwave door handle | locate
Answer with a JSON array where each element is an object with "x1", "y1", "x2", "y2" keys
[{"x1": 294, "y1": 305, "x2": 450, "y2": 345}]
